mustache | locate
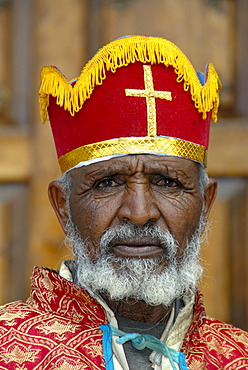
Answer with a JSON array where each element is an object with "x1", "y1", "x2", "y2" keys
[{"x1": 99, "y1": 223, "x2": 178, "y2": 255}]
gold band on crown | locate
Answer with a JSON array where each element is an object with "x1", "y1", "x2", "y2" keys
[{"x1": 58, "y1": 136, "x2": 206, "y2": 173}]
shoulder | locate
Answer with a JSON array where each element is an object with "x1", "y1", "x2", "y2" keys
[
  {"x1": 184, "y1": 314, "x2": 248, "y2": 351},
  {"x1": 203, "y1": 316, "x2": 248, "y2": 349},
  {"x1": 205, "y1": 316, "x2": 248, "y2": 334},
  {"x1": 0, "y1": 299, "x2": 42, "y2": 331},
  {"x1": 0, "y1": 298, "x2": 106, "y2": 369},
  {"x1": 183, "y1": 316, "x2": 248, "y2": 369}
]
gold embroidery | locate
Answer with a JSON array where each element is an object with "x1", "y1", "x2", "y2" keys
[
  {"x1": 0, "y1": 343, "x2": 40, "y2": 364},
  {"x1": 84, "y1": 338, "x2": 103, "y2": 358},
  {"x1": 51, "y1": 358, "x2": 88, "y2": 369},
  {"x1": 59, "y1": 136, "x2": 206, "y2": 173},
  {"x1": 125, "y1": 65, "x2": 172, "y2": 137},
  {"x1": 37, "y1": 318, "x2": 80, "y2": 342},
  {"x1": 67, "y1": 306, "x2": 86, "y2": 323},
  {"x1": 207, "y1": 337, "x2": 235, "y2": 359},
  {"x1": 0, "y1": 311, "x2": 30, "y2": 326},
  {"x1": 231, "y1": 332, "x2": 248, "y2": 347},
  {"x1": 188, "y1": 359, "x2": 206, "y2": 370},
  {"x1": 38, "y1": 274, "x2": 59, "y2": 303},
  {"x1": 16, "y1": 366, "x2": 28, "y2": 370},
  {"x1": 41, "y1": 276, "x2": 54, "y2": 291}
]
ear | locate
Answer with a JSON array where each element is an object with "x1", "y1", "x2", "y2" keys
[
  {"x1": 48, "y1": 180, "x2": 69, "y2": 234},
  {"x1": 202, "y1": 178, "x2": 218, "y2": 222}
]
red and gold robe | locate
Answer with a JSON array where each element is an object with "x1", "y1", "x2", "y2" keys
[{"x1": 0, "y1": 267, "x2": 247, "y2": 369}]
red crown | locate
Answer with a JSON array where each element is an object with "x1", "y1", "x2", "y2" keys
[{"x1": 39, "y1": 36, "x2": 221, "y2": 173}]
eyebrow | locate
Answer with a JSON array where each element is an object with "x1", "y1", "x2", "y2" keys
[
  {"x1": 82, "y1": 159, "x2": 193, "y2": 181},
  {"x1": 82, "y1": 161, "x2": 134, "y2": 179},
  {"x1": 142, "y1": 161, "x2": 191, "y2": 178}
]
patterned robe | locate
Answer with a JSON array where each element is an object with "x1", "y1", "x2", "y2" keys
[{"x1": 0, "y1": 267, "x2": 247, "y2": 369}]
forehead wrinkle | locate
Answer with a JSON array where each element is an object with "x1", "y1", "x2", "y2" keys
[
  {"x1": 143, "y1": 160, "x2": 169, "y2": 173},
  {"x1": 75, "y1": 155, "x2": 199, "y2": 181},
  {"x1": 80, "y1": 159, "x2": 136, "y2": 179},
  {"x1": 142, "y1": 159, "x2": 187, "y2": 177}
]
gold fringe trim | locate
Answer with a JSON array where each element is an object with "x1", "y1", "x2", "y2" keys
[
  {"x1": 39, "y1": 36, "x2": 222, "y2": 124},
  {"x1": 58, "y1": 136, "x2": 207, "y2": 173}
]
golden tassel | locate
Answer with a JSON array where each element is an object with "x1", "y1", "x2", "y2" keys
[{"x1": 39, "y1": 36, "x2": 222, "y2": 124}]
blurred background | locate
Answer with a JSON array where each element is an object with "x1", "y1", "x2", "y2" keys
[{"x1": 0, "y1": 0, "x2": 247, "y2": 330}]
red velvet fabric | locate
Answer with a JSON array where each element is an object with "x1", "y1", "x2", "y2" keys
[{"x1": 48, "y1": 62, "x2": 211, "y2": 159}]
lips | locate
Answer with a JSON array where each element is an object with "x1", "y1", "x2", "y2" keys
[{"x1": 111, "y1": 242, "x2": 164, "y2": 258}]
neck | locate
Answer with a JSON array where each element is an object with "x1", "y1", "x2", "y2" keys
[{"x1": 102, "y1": 293, "x2": 173, "y2": 323}]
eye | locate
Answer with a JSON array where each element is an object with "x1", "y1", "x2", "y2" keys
[
  {"x1": 94, "y1": 177, "x2": 117, "y2": 189},
  {"x1": 156, "y1": 177, "x2": 180, "y2": 188}
]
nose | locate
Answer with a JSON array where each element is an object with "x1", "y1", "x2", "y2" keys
[{"x1": 117, "y1": 183, "x2": 160, "y2": 226}]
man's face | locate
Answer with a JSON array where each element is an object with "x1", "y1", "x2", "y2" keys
[{"x1": 68, "y1": 154, "x2": 205, "y2": 269}]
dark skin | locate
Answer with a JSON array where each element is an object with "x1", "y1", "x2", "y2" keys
[
  {"x1": 49, "y1": 154, "x2": 217, "y2": 323},
  {"x1": 101, "y1": 295, "x2": 174, "y2": 323}
]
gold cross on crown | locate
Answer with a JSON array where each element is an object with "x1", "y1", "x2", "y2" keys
[{"x1": 125, "y1": 65, "x2": 172, "y2": 137}]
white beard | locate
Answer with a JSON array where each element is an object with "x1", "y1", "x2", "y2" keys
[{"x1": 65, "y1": 219, "x2": 204, "y2": 308}]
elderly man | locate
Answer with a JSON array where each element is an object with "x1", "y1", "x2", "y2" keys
[{"x1": 0, "y1": 36, "x2": 248, "y2": 369}]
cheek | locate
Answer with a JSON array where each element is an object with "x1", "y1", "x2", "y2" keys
[
  {"x1": 70, "y1": 194, "x2": 120, "y2": 242},
  {"x1": 160, "y1": 194, "x2": 203, "y2": 241}
]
